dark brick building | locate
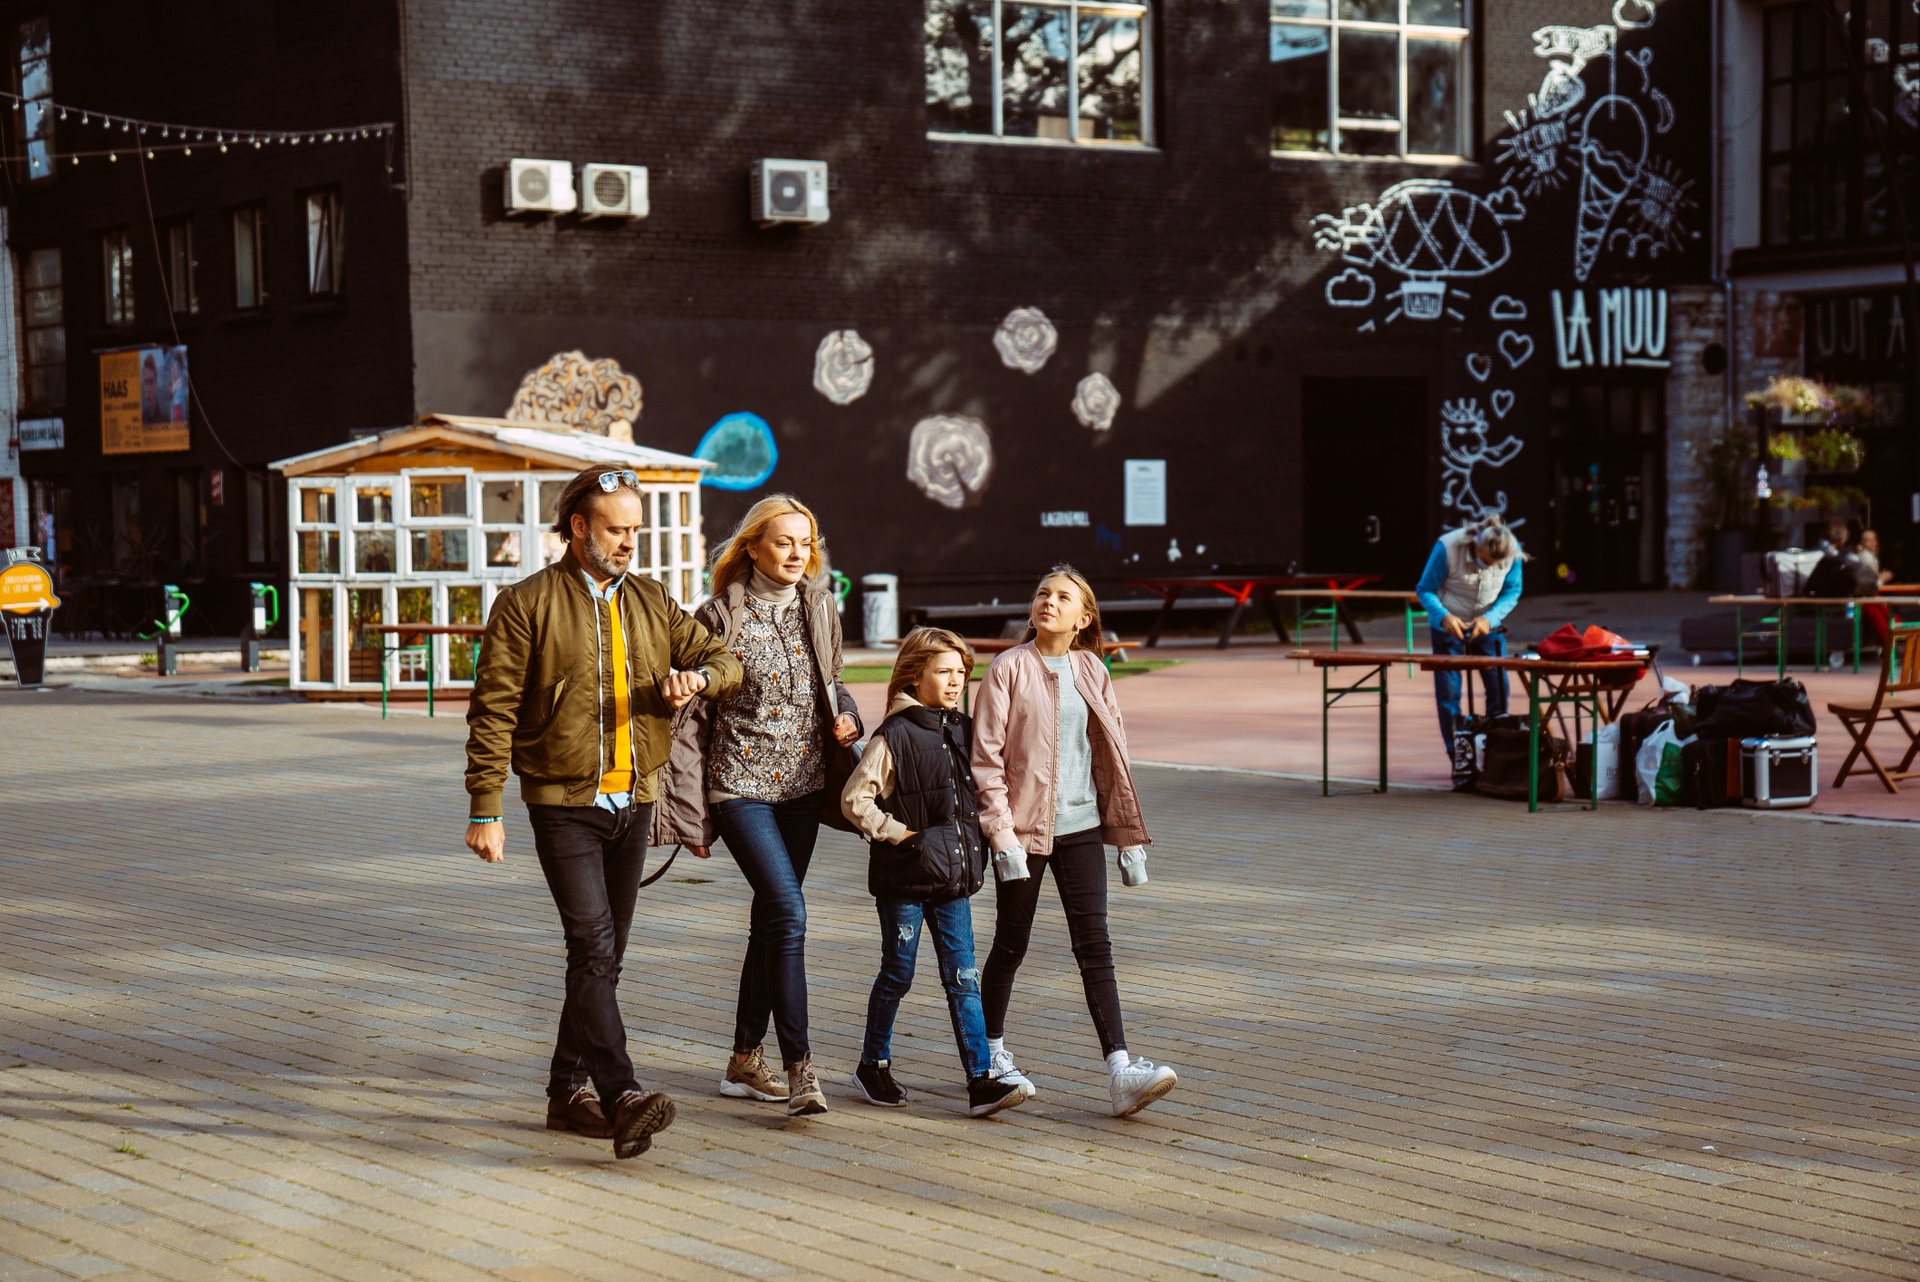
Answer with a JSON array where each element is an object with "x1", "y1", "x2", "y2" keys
[{"x1": 4, "y1": 0, "x2": 1719, "y2": 636}]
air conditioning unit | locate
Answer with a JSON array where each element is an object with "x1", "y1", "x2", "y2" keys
[
  {"x1": 580, "y1": 163, "x2": 649, "y2": 219},
  {"x1": 751, "y1": 159, "x2": 829, "y2": 227},
  {"x1": 505, "y1": 158, "x2": 576, "y2": 215}
]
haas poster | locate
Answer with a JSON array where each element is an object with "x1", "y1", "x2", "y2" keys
[{"x1": 101, "y1": 345, "x2": 190, "y2": 455}]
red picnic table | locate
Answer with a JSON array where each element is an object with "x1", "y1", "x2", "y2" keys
[{"x1": 1126, "y1": 573, "x2": 1381, "y2": 649}]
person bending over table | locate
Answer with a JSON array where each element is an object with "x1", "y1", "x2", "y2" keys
[{"x1": 1415, "y1": 514, "x2": 1526, "y2": 764}]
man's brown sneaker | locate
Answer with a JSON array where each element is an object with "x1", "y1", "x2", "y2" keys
[
  {"x1": 545, "y1": 1086, "x2": 612, "y2": 1138},
  {"x1": 719, "y1": 1045, "x2": 789, "y2": 1102},
  {"x1": 610, "y1": 1089, "x2": 676, "y2": 1159},
  {"x1": 785, "y1": 1055, "x2": 828, "y2": 1117}
]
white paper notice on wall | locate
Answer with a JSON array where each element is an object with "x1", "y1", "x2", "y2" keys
[{"x1": 1124, "y1": 460, "x2": 1167, "y2": 527}]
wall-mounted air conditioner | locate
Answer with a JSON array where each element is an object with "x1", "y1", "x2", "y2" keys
[
  {"x1": 580, "y1": 164, "x2": 649, "y2": 219},
  {"x1": 505, "y1": 158, "x2": 577, "y2": 215},
  {"x1": 751, "y1": 159, "x2": 829, "y2": 227}
]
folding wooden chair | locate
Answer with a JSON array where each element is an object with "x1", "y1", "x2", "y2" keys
[{"x1": 1829, "y1": 621, "x2": 1920, "y2": 792}]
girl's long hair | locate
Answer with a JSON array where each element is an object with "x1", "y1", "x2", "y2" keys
[
  {"x1": 1021, "y1": 564, "x2": 1105, "y2": 654},
  {"x1": 708, "y1": 494, "x2": 826, "y2": 594},
  {"x1": 887, "y1": 627, "x2": 978, "y2": 707}
]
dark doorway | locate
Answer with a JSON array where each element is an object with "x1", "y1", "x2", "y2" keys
[
  {"x1": 1301, "y1": 376, "x2": 1429, "y2": 587},
  {"x1": 1546, "y1": 380, "x2": 1667, "y2": 590}
]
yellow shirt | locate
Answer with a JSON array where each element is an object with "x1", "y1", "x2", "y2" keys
[{"x1": 598, "y1": 587, "x2": 634, "y2": 795}]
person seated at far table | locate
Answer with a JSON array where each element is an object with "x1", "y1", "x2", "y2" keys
[{"x1": 1415, "y1": 514, "x2": 1526, "y2": 764}]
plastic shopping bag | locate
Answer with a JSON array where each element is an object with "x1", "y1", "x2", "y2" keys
[{"x1": 1634, "y1": 721, "x2": 1696, "y2": 806}]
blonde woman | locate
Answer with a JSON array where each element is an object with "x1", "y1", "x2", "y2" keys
[
  {"x1": 971, "y1": 565, "x2": 1178, "y2": 1118},
  {"x1": 659, "y1": 495, "x2": 861, "y2": 1116}
]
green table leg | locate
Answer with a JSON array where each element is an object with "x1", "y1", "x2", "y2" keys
[
  {"x1": 1853, "y1": 604, "x2": 1863, "y2": 674},
  {"x1": 1587, "y1": 678, "x2": 1600, "y2": 811},
  {"x1": 1734, "y1": 604, "x2": 1743, "y2": 676},
  {"x1": 1776, "y1": 602, "x2": 1788, "y2": 680},
  {"x1": 427, "y1": 645, "x2": 436, "y2": 719},
  {"x1": 1813, "y1": 607, "x2": 1827, "y2": 673},
  {"x1": 1329, "y1": 595, "x2": 1339, "y2": 654},
  {"x1": 1405, "y1": 602, "x2": 1416, "y2": 679}
]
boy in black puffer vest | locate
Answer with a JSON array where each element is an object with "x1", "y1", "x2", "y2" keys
[{"x1": 840, "y1": 627, "x2": 1028, "y2": 1118}]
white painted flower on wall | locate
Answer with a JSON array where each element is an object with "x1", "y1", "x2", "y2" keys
[
  {"x1": 993, "y1": 307, "x2": 1058, "y2": 373},
  {"x1": 907, "y1": 414, "x2": 993, "y2": 510},
  {"x1": 1071, "y1": 372, "x2": 1121, "y2": 432},
  {"x1": 812, "y1": 329, "x2": 874, "y2": 405}
]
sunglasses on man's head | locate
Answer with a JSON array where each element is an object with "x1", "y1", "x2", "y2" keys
[{"x1": 595, "y1": 470, "x2": 641, "y2": 492}]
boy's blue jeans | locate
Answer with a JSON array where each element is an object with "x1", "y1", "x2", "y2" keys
[{"x1": 862, "y1": 896, "x2": 990, "y2": 1080}]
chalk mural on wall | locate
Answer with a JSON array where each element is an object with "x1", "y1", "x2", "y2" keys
[
  {"x1": 813, "y1": 329, "x2": 875, "y2": 405},
  {"x1": 1495, "y1": 14, "x2": 1694, "y2": 281},
  {"x1": 507, "y1": 350, "x2": 644, "y2": 436},
  {"x1": 1439, "y1": 398, "x2": 1524, "y2": 523},
  {"x1": 907, "y1": 414, "x2": 994, "y2": 509},
  {"x1": 1072, "y1": 372, "x2": 1122, "y2": 432},
  {"x1": 1308, "y1": 0, "x2": 1699, "y2": 532},
  {"x1": 694, "y1": 412, "x2": 779, "y2": 491},
  {"x1": 1311, "y1": 180, "x2": 1523, "y2": 327},
  {"x1": 994, "y1": 308, "x2": 1059, "y2": 373}
]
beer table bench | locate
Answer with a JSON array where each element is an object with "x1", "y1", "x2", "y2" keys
[
  {"x1": 372, "y1": 623, "x2": 487, "y2": 719},
  {"x1": 1291, "y1": 648, "x2": 1650, "y2": 812},
  {"x1": 1126, "y1": 573, "x2": 1380, "y2": 650},
  {"x1": 1706, "y1": 595, "x2": 1920, "y2": 677}
]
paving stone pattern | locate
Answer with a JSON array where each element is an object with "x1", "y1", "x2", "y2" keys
[{"x1": 1, "y1": 690, "x2": 1917, "y2": 1281}]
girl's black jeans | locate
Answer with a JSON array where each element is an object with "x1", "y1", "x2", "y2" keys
[{"x1": 981, "y1": 826, "x2": 1127, "y2": 1057}]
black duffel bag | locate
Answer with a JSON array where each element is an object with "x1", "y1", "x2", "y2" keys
[
  {"x1": 1477, "y1": 717, "x2": 1574, "y2": 802},
  {"x1": 1691, "y1": 678, "x2": 1816, "y2": 740}
]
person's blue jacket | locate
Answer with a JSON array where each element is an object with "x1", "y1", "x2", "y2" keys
[{"x1": 1415, "y1": 537, "x2": 1522, "y2": 630}]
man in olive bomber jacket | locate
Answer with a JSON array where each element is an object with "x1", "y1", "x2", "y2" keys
[{"x1": 463, "y1": 466, "x2": 741, "y2": 1160}]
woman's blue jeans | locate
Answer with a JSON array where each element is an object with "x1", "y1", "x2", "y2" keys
[
  {"x1": 862, "y1": 895, "x2": 990, "y2": 1080},
  {"x1": 1431, "y1": 627, "x2": 1509, "y2": 752},
  {"x1": 712, "y1": 793, "x2": 821, "y2": 1066}
]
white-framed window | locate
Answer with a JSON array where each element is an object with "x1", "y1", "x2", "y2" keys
[
  {"x1": 402, "y1": 471, "x2": 472, "y2": 574},
  {"x1": 351, "y1": 480, "x2": 397, "y2": 574},
  {"x1": 926, "y1": 0, "x2": 1153, "y2": 146},
  {"x1": 1269, "y1": 0, "x2": 1469, "y2": 159},
  {"x1": 478, "y1": 475, "x2": 528, "y2": 570},
  {"x1": 292, "y1": 480, "x2": 342, "y2": 577}
]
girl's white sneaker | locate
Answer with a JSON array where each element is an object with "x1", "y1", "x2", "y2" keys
[
  {"x1": 988, "y1": 1047, "x2": 1037, "y2": 1098},
  {"x1": 1110, "y1": 1057, "x2": 1177, "y2": 1117}
]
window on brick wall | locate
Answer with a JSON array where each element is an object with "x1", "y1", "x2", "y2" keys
[
  {"x1": 13, "y1": 16, "x2": 52, "y2": 183},
  {"x1": 101, "y1": 228, "x2": 134, "y2": 327},
  {"x1": 165, "y1": 218, "x2": 198, "y2": 316},
  {"x1": 18, "y1": 245, "x2": 63, "y2": 411},
  {"x1": 232, "y1": 204, "x2": 267, "y2": 309},
  {"x1": 1762, "y1": 0, "x2": 1920, "y2": 247},
  {"x1": 1269, "y1": 0, "x2": 1469, "y2": 158},
  {"x1": 304, "y1": 187, "x2": 343, "y2": 297},
  {"x1": 926, "y1": 0, "x2": 1153, "y2": 145}
]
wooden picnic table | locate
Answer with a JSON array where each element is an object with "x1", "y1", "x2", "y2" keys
[
  {"x1": 370, "y1": 623, "x2": 487, "y2": 719},
  {"x1": 1706, "y1": 595, "x2": 1920, "y2": 677},
  {"x1": 1291, "y1": 647, "x2": 1650, "y2": 812},
  {"x1": 1125, "y1": 573, "x2": 1381, "y2": 650}
]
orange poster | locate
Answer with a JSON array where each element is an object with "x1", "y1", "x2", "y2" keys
[{"x1": 100, "y1": 346, "x2": 190, "y2": 455}]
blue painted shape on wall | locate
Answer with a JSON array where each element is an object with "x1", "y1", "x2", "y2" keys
[{"x1": 694, "y1": 412, "x2": 778, "y2": 490}]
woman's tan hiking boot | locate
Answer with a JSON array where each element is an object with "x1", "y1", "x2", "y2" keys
[
  {"x1": 785, "y1": 1055, "x2": 828, "y2": 1116},
  {"x1": 720, "y1": 1046, "x2": 788, "y2": 1102}
]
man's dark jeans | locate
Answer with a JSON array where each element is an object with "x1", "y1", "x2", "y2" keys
[
  {"x1": 1431, "y1": 627, "x2": 1509, "y2": 754},
  {"x1": 712, "y1": 793, "x2": 823, "y2": 1066},
  {"x1": 527, "y1": 802, "x2": 652, "y2": 1114}
]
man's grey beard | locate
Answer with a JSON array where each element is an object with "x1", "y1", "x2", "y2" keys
[{"x1": 580, "y1": 538, "x2": 626, "y2": 581}]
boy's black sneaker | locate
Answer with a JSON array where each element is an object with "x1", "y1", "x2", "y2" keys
[
  {"x1": 852, "y1": 1059, "x2": 907, "y2": 1107},
  {"x1": 967, "y1": 1074, "x2": 1028, "y2": 1118}
]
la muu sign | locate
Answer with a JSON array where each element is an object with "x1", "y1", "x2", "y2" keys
[{"x1": 1550, "y1": 287, "x2": 1670, "y2": 370}]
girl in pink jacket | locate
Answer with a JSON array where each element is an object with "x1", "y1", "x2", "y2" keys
[{"x1": 970, "y1": 565, "x2": 1178, "y2": 1118}]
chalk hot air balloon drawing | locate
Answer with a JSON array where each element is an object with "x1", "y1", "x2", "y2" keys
[{"x1": 1311, "y1": 179, "x2": 1523, "y2": 326}]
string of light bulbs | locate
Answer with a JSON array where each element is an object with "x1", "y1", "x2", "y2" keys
[{"x1": 0, "y1": 88, "x2": 392, "y2": 164}]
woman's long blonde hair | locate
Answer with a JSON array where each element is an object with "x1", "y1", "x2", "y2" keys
[
  {"x1": 1022, "y1": 564, "x2": 1106, "y2": 653},
  {"x1": 708, "y1": 494, "x2": 826, "y2": 594},
  {"x1": 887, "y1": 627, "x2": 978, "y2": 706}
]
